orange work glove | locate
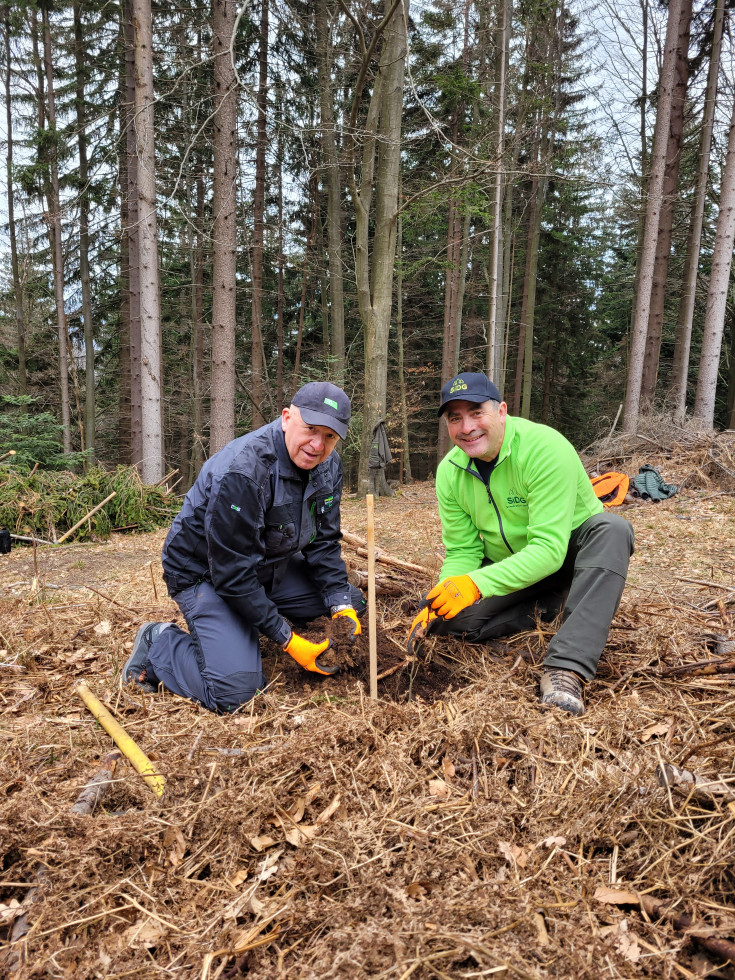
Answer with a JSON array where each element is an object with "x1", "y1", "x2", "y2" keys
[
  {"x1": 406, "y1": 605, "x2": 437, "y2": 656},
  {"x1": 283, "y1": 631, "x2": 337, "y2": 675},
  {"x1": 331, "y1": 606, "x2": 361, "y2": 638},
  {"x1": 427, "y1": 575, "x2": 481, "y2": 620}
]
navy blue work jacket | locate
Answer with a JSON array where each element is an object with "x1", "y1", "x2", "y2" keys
[{"x1": 162, "y1": 419, "x2": 351, "y2": 645}]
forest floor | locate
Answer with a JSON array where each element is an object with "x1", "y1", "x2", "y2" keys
[{"x1": 1, "y1": 434, "x2": 735, "y2": 979}]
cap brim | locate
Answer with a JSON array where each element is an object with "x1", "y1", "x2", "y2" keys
[
  {"x1": 298, "y1": 408, "x2": 348, "y2": 440},
  {"x1": 437, "y1": 393, "x2": 489, "y2": 417}
]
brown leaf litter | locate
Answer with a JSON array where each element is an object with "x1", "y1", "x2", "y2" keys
[{"x1": 1, "y1": 435, "x2": 734, "y2": 978}]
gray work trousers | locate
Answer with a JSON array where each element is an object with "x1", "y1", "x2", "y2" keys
[
  {"x1": 146, "y1": 554, "x2": 365, "y2": 713},
  {"x1": 430, "y1": 512, "x2": 634, "y2": 680}
]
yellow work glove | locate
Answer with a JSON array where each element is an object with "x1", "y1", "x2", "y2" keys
[
  {"x1": 427, "y1": 574, "x2": 481, "y2": 620},
  {"x1": 406, "y1": 605, "x2": 437, "y2": 656},
  {"x1": 331, "y1": 606, "x2": 361, "y2": 638},
  {"x1": 283, "y1": 631, "x2": 337, "y2": 675}
]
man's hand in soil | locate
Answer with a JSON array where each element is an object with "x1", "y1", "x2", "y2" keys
[
  {"x1": 331, "y1": 605, "x2": 361, "y2": 638},
  {"x1": 407, "y1": 605, "x2": 437, "y2": 656},
  {"x1": 283, "y1": 631, "x2": 338, "y2": 675},
  {"x1": 427, "y1": 575, "x2": 481, "y2": 620}
]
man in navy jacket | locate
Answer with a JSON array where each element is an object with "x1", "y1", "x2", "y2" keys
[{"x1": 124, "y1": 382, "x2": 364, "y2": 712}]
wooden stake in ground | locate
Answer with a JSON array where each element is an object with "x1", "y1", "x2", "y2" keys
[
  {"x1": 366, "y1": 493, "x2": 377, "y2": 699},
  {"x1": 76, "y1": 682, "x2": 165, "y2": 796}
]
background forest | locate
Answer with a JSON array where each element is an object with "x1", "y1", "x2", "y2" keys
[{"x1": 0, "y1": 0, "x2": 734, "y2": 494}]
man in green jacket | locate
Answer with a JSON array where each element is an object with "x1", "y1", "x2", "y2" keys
[{"x1": 409, "y1": 372, "x2": 634, "y2": 715}]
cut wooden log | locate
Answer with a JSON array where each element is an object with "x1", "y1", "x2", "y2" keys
[
  {"x1": 657, "y1": 763, "x2": 735, "y2": 804},
  {"x1": 347, "y1": 566, "x2": 404, "y2": 596},
  {"x1": 71, "y1": 750, "x2": 122, "y2": 815},
  {"x1": 341, "y1": 530, "x2": 433, "y2": 577}
]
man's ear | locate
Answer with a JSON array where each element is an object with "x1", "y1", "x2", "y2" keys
[
  {"x1": 281, "y1": 406, "x2": 291, "y2": 430},
  {"x1": 498, "y1": 401, "x2": 508, "y2": 420}
]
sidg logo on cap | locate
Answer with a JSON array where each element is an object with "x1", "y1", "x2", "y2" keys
[
  {"x1": 324, "y1": 397, "x2": 338, "y2": 410},
  {"x1": 449, "y1": 378, "x2": 468, "y2": 394}
]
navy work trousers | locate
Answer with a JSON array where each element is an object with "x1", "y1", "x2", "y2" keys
[
  {"x1": 430, "y1": 512, "x2": 635, "y2": 680},
  {"x1": 147, "y1": 554, "x2": 365, "y2": 713}
]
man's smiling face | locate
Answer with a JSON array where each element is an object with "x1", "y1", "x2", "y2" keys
[
  {"x1": 282, "y1": 405, "x2": 340, "y2": 469},
  {"x1": 444, "y1": 398, "x2": 508, "y2": 461}
]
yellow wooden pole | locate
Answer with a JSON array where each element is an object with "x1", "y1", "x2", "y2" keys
[
  {"x1": 76, "y1": 682, "x2": 165, "y2": 797},
  {"x1": 366, "y1": 494, "x2": 377, "y2": 699}
]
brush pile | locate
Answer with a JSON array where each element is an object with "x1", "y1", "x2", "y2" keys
[
  {"x1": 0, "y1": 465, "x2": 181, "y2": 542},
  {"x1": 0, "y1": 434, "x2": 733, "y2": 979}
]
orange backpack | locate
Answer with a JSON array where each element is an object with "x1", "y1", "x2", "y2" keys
[{"x1": 590, "y1": 472, "x2": 629, "y2": 508}]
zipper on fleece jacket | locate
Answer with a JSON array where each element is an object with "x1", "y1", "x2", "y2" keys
[{"x1": 450, "y1": 457, "x2": 515, "y2": 556}]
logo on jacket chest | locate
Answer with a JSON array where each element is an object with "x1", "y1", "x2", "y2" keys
[{"x1": 506, "y1": 487, "x2": 527, "y2": 506}]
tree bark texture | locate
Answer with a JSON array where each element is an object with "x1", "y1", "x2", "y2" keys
[
  {"x1": 250, "y1": 0, "x2": 270, "y2": 430},
  {"x1": 352, "y1": 0, "x2": 407, "y2": 495},
  {"x1": 316, "y1": 0, "x2": 346, "y2": 385},
  {"x1": 622, "y1": 0, "x2": 684, "y2": 433},
  {"x1": 669, "y1": 0, "x2": 725, "y2": 417},
  {"x1": 693, "y1": 92, "x2": 735, "y2": 426},
  {"x1": 124, "y1": 0, "x2": 142, "y2": 466},
  {"x1": 73, "y1": 0, "x2": 96, "y2": 462},
  {"x1": 41, "y1": 4, "x2": 72, "y2": 454},
  {"x1": 132, "y1": 0, "x2": 164, "y2": 482},
  {"x1": 639, "y1": 0, "x2": 692, "y2": 409},
  {"x1": 3, "y1": 3, "x2": 26, "y2": 395},
  {"x1": 211, "y1": 0, "x2": 238, "y2": 451}
]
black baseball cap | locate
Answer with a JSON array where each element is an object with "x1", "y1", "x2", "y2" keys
[
  {"x1": 291, "y1": 382, "x2": 351, "y2": 439},
  {"x1": 438, "y1": 373, "x2": 503, "y2": 416}
]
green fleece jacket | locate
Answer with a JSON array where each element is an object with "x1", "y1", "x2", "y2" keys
[{"x1": 436, "y1": 415, "x2": 602, "y2": 597}]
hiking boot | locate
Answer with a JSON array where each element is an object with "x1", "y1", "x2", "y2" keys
[
  {"x1": 539, "y1": 669, "x2": 585, "y2": 716},
  {"x1": 123, "y1": 622, "x2": 169, "y2": 692}
]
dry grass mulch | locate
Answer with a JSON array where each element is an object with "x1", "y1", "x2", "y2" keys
[{"x1": 1, "y1": 434, "x2": 734, "y2": 979}]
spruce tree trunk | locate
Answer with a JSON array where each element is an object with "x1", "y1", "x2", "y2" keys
[
  {"x1": 396, "y1": 190, "x2": 412, "y2": 481},
  {"x1": 669, "y1": 0, "x2": 725, "y2": 417},
  {"x1": 73, "y1": 0, "x2": 95, "y2": 463},
  {"x1": 485, "y1": 0, "x2": 510, "y2": 389},
  {"x1": 132, "y1": 0, "x2": 164, "y2": 482},
  {"x1": 41, "y1": 4, "x2": 71, "y2": 454},
  {"x1": 3, "y1": 4, "x2": 26, "y2": 395},
  {"x1": 250, "y1": 0, "x2": 269, "y2": 429},
  {"x1": 316, "y1": 0, "x2": 346, "y2": 384},
  {"x1": 693, "y1": 94, "x2": 735, "y2": 427},
  {"x1": 124, "y1": 0, "x2": 142, "y2": 466},
  {"x1": 211, "y1": 0, "x2": 238, "y2": 451}
]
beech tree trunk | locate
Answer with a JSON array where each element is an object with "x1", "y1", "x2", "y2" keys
[
  {"x1": 639, "y1": 0, "x2": 692, "y2": 409},
  {"x1": 350, "y1": 0, "x2": 407, "y2": 496},
  {"x1": 622, "y1": 0, "x2": 684, "y2": 433},
  {"x1": 132, "y1": 0, "x2": 164, "y2": 482},
  {"x1": 210, "y1": 0, "x2": 238, "y2": 451},
  {"x1": 669, "y1": 0, "x2": 725, "y2": 417},
  {"x1": 693, "y1": 93, "x2": 735, "y2": 427}
]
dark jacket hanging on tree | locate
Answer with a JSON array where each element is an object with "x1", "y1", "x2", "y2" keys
[{"x1": 369, "y1": 420, "x2": 392, "y2": 470}]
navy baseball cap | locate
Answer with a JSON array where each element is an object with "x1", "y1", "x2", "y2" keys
[
  {"x1": 438, "y1": 373, "x2": 502, "y2": 416},
  {"x1": 292, "y1": 382, "x2": 351, "y2": 439}
]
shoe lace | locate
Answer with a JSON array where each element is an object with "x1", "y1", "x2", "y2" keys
[{"x1": 546, "y1": 670, "x2": 582, "y2": 698}]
